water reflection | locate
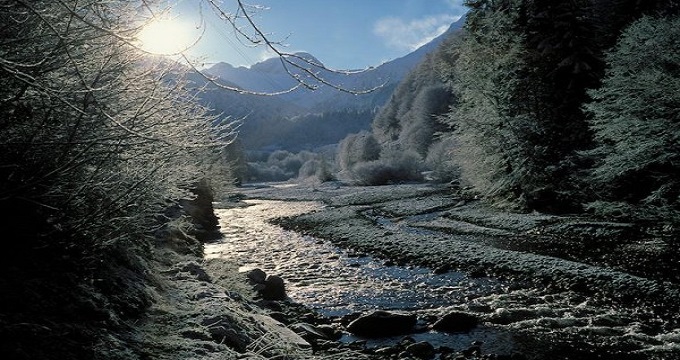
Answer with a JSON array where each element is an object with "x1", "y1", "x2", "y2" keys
[
  {"x1": 206, "y1": 199, "x2": 513, "y2": 353},
  {"x1": 206, "y1": 200, "x2": 501, "y2": 314}
]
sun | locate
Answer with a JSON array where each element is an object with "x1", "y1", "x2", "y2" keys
[{"x1": 136, "y1": 18, "x2": 193, "y2": 55}]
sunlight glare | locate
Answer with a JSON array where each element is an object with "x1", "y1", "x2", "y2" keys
[{"x1": 137, "y1": 18, "x2": 194, "y2": 55}]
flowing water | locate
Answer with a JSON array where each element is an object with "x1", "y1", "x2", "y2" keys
[{"x1": 205, "y1": 199, "x2": 515, "y2": 353}]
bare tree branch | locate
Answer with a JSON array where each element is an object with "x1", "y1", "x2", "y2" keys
[{"x1": 195, "y1": 0, "x2": 384, "y2": 95}]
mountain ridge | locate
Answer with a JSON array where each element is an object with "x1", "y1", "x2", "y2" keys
[
  {"x1": 204, "y1": 18, "x2": 463, "y2": 111},
  {"x1": 195, "y1": 17, "x2": 465, "y2": 152}
]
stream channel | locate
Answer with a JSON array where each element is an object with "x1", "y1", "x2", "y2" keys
[{"x1": 205, "y1": 199, "x2": 517, "y2": 354}]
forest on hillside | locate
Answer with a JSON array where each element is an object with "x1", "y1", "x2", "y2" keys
[{"x1": 336, "y1": 0, "x2": 680, "y2": 225}]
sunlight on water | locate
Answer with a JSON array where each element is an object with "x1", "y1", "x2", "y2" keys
[
  {"x1": 206, "y1": 200, "x2": 501, "y2": 314},
  {"x1": 205, "y1": 199, "x2": 515, "y2": 354}
]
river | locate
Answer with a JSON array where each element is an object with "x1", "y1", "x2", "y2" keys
[{"x1": 205, "y1": 199, "x2": 516, "y2": 354}]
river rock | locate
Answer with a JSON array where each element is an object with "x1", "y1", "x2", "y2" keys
[
  {"x1": 200, "y1": 315, "x2": 250, "y2": 351},
  {"x1": 405, "y1": 341, "x2": 436, "y2": 359},
  {"x1": 246, "y1": 269, "x2": 287, "y2": 300},
  {"x1": 316, "y1": 324, "x2": 343, "y2": 340},
  {"x1": 252, "y1": 314, "x2": 311, "y2": 350},
  {"x1": 346, "y1": 310, "x2": 417, "y2": 337},
  {"x1": 163, "y1": 261, "x2": 211, "y2": 282},
  {"x1": 261, "y1": 274, "x2": 286, "y2": 300},
  {"x1": 247, "y1": 268, "x2": 267, "y2": 284},
  {"x1": 432, "y1": 311, "x2": 479, "y2": 333},
  {"x1": 290, "y1": 323, "x2": 340, "y2": 342}
]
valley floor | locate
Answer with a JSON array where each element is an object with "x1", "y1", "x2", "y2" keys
[
  {"x1": 234, "y1": 181, "x2": 680, "y2": 359},
  {"x1": 130, "y1": 180, "x2": 680, "y2": 360}
]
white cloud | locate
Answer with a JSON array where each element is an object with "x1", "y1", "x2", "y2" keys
[
  {"x1": 373, "y1": 14, "x2": 461, "y2": 51},
  {"x1": 443, "y1": 0, "x2": 465, "y2": 10}
]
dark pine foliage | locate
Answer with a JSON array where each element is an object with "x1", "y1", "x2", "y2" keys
[{"x1": 437, "y1": 0, "x2": 679, "y2": 216}]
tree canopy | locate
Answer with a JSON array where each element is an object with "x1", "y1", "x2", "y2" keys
[
  {"x1": 585, "y1": 15, "x2": 680, "y2": 220},
  {"x1": 0, "y1": 1, "x2": 234, "y2": 358},
  {"x1": 340, "y1": 0, "x2": 680, "y2": 221}
]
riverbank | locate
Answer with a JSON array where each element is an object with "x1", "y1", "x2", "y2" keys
[
  {"x1": 120, "y1": 180, "x2": 680, "y2": 360},
  {"x1": 234, "y1": 181, "x2": 680, "y2": 359},
  {"x1": 125, "y1": 198, "x2": 373, "y2": 360}
]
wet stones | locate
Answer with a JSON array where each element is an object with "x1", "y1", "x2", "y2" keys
[
  {"x1": 344, "y1": 309, "x2": 480, "y2": 339},
  {"x1": 405, "y1": 340, "x2": 436, "y2": 359},
  {"x1": 262, "y1": 275, "x2": 286, "y2": 300},
  {"x1": 432, "y1": 311, "x2": 479, "y2": 333},
  {"x1": 371, "y1": 337, "x2": 437, "y2": 359},
  {"x1": 247, "y1": 268, "x2": 287, "y2": 300},
  {"x1": 246, "y1": 268, "x2": 266, "y2": 284},
  {"x1": 291, "y1": 322, "x2": 342, "y2": 343},
  {"x1": 367, "y1": 337, "x2": 497, "y2": 360},
  {"x1": 346, "y1": 310, "x2": 417, "y2": 337}
]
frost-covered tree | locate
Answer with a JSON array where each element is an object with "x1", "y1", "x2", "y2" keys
[
  {"x1": 0, "y1": 1, "x2": 234, "y2": 358},
  {"x1": 584, "y1": 15, "x2": 680, "y2": 220},
  {"x1": 349, "y1": 147, "x2": 425, "y2": 185},
  {"x1": 425, "y1": 136, "x2": 461, "y2": 183},
  {"x1": 444, "y1": 0, "x2": 530, "y2": 208},
  {"x1": 337, "y1": 131, "x2": 381, "y2": 174},
  {"x1": 397, "y1": 84, "x2": 453, "y2": 156},
  {"x1": 442, "y1": 0, "x2": 600, "y2": 211},
  {"x1": 373, "y1": 50, "x2": 454, "y2": 155},
  {"x1": 298, "y1": 156, "x2": 335, "y2": 183},
  {"x1": 351, "y1": 29, "x2": 460, "y2": 186}
]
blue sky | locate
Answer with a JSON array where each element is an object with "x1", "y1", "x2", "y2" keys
[{"x1": 170, "y1": 0, "x2": 468, "y2": 70}]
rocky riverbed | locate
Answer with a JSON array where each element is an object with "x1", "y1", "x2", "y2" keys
[
  {"x1": 206, "y1": 198, "x2": 515, "y2": 358},
  {"x1": 213, "y1": 181, "x2": 680, "y2": 360}
]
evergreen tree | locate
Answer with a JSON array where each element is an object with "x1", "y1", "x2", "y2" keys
[
  {"x1": 443, "y1": 0, "x2": 600, "y2": 211},
  {"x1": 519, "y1": 0, "x2": 600, "y2": 209},
  {"x1": 444, "y1": 0, "x2": 531, "y2": 208},
  {"x1": 584, "y1": 15, "x2": 680, "y2": 221}
]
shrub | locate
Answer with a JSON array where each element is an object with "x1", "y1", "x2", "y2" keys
[
  {"x1": 246, "y1": 162, "x2": 293, "y2": 182},
  {"x1": 246, "y1": 150, "x2": 322, "y2": 182},
  {"x1": 337, "y1": 131, "x2": 381, "y2": 174},
  {"x1": 425, "y1": 136, "x2": 461, "y2": 183},
  {"x1": 349, "y1": 148, "x2": 424, "y2": 186},
  {"x1": 298, "y1": 157, "x2": 335, "y2": 183}
]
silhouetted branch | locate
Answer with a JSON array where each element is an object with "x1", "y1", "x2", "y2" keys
[{"x1": 198, "y1": 0, "x2": 384, "y2": 95}]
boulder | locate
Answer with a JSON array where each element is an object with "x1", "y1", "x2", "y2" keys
[
  {"x1": 291, "y1": 323, "x2": 341, "y2": 342},
  {"x1": 347, "y1": 310, "x2": 417, "y2": 337},
  {"x1": 261, "y1": 275, "x2": 286, "y2": 300},
  {"x1": 432, "y1": 311, "x2": 479, "y2": 333},
  {"x1": 247, "y1": 268, "x2": 267, "y2": 284},
  {"x1": 405, "y1": 341, "x2": 436, "y2": 359},
  {"x1": 246, "y1": 269, "x2": 287, "y2": 300}
]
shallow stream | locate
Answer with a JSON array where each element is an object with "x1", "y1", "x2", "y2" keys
[{"x1": 205, "y1": 199, "x2": 515, "y2": 353}]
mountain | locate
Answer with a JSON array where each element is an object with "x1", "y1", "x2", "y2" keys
[
  {"x1": 202, "y1": 52, "x2": 394, "y2": 114},
  {"x1": 194, "y1": 17, "x2": 465, "y2": 152}
]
